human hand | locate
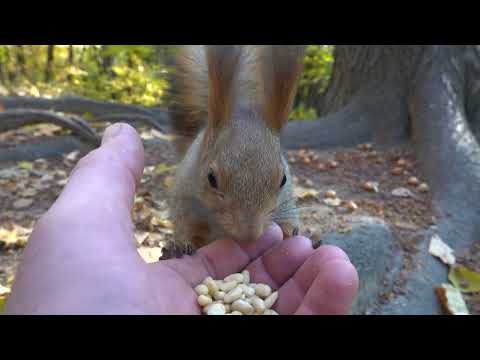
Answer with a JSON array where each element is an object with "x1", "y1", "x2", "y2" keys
[{"x1": 6, "y1": 124, "x2": 358, "y2": 315}]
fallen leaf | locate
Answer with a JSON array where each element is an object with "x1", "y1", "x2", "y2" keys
[
  {"x1": 154, "y1": 164, "x2": 176, "y2": 175},
  {"x1": 448, "y1": 265, "x2": 480, "y2": 293},
  {"x1": 436, "y1": 284, "x2": 470, "y2": 315},
  {"x1": 137, "y1": 247, "x2": 162, "y2": 264},
  {"x1": 392, "y1": 188, "x2": 414, "y2": 198},
  {"x1": 164, "y1": 176, "x2": 175, "y2": 189},
  {"x1": 64, "y1": 151, "x2": 80, "y2": 162},
  {"x1": 0, "y1": 168, "x2": 20, "y2": 179},
  {"x1": 0, "y1": 296, "x2": 6, "y2": 313},
  {"x1": 363, "y1": 181, "x2": 379, "y2": 193},
  {"x1": 0, "y1": 225, "x2": 31, "y2": 249},
  {"x1": 429, "y1": 234, "x2": 456, "y2": 265},
  {"x1": 295, "y1": 186, "x2": 319, "y2": 200},
  {"x1": 323, "y1": 198, "x2": 342, "y2": 207},
  {"x1": 12, "y1": 198, "x2": 33, "y2": 210},
  {"x1": 17, "y1": 161, "x2": 34, "y2": 170},
  {"x1": 56, "y1": 178, "x2": 69, "y2": 186},
  {"x1": 394, "y1": 221, "x2": 419, "y2": 231},
  {"x1": 21, "y1": 188, "x2": 38, "y2": 198},
  {"x1": 0, "y1": 284, "x2": 11, "y2": 297}
]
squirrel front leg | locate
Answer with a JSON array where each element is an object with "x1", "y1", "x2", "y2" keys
[{"x1": 161, "y1": 215, "x2": 211, "y2": 260}]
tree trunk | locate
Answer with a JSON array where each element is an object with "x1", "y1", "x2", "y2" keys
[
  {"x1": 45, "y1": 45, "x2": 55, "y2": 82},
  {"x1": 15, "y1": 45, "x2": 27, "y2": 79},
  {"x1": 282, "y1": 45, "x2": 480, "y2": 314}
]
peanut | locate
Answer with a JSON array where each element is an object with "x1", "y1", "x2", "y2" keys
[
  {"x1": 219, "y1": 281, "x2": 238, "y2": 293},
  {"x1": 251, "y1": 297, "x2": 266, "y2": 314},
  {"x1": 242, "y1": 270, "x2": 250, "y2": 284},
  {"x1": 223, "y1": 286, "x2": 243, "y2": 304},
  {"x1": 254, "y1": 284, "x2": 272, "y2": 298},
  {"x1": 224, "y1": 273, "x2": 244, "y2": 283},
  {"x1": 197, "y1": 295, "x2": 213, "y2": 307},
  {"x1": 207, "y1": 303, "x2": 226, "y2": 315},
  {"x1": 195, "y1": 284, "x2": 209, "y2": 296},
  {"x1": 264, "y1": 291, "x2": 279, "y2": 309},
  {"x1": 231, "y1": 299, "x2": 254, "y2": 315},
  {"x1": 213, "y1": 291, "x2": 226, "y2": 301}
]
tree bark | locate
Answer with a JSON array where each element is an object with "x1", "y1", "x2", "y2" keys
[
  {"x1": 45, "y1": 45, "x2": 55, "y2": 82},
  {"x1": 15, "y1": 45, "x2": 27, "y2": 79}
]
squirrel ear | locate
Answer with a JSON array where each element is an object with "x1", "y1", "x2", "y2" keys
[
  {"x1": 258, "y1": 45, "x2": 306, "y2": 132},
  {"x1": 205, "y1": 45, "x2": 243, "y2": 130}
]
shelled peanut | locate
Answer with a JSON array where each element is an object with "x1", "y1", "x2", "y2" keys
[{"x1": 194, "y1": 270, "x2": 279, "y2": 315}]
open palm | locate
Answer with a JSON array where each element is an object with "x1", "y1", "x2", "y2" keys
[{"x1": 6, "y1": 124, "x2": 358, "y2": 315}]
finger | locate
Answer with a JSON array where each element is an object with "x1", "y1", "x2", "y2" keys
[
  {"x1": 245, "y1": 236, "x2": 314, "y2": 289},
  {"x1": 273, "y1": 246, "x2": 357, "y2": 315},
  {"x1": 41, "y1": 123, "x2": 144, "y2": 251},
  {"x1": 162, "y1": 224, "x2": 284, "y2": 286},
  {"x1": 295, "y1": 259, "x2": 358, "y2": 315}
]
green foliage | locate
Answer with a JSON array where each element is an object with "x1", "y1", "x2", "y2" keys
[
  {"x1": 292, "y1": 45, "x2": 334, "y2": 120},
  {"x1": 0, "y1": 45, "x2": 170, "y2": 106},
  {"x1": 0, "y1": 45, "x2": 334, "y2": 116}
]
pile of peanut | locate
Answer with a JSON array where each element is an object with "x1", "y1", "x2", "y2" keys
[{"x1": 195, "y1": 270, "x2": 279, "y2": 315}]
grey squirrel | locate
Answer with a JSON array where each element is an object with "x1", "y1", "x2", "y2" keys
[{"x1": 164, "y1": 45, "x2": 305, "y2": 258}]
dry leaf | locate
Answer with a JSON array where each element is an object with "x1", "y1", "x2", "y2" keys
[
  {"x1": 436, "y1": 284, "x2": 470, "y2": 315},
  {"x1": 164, "y1": 176, "x2": 175, "y2": 189},
  {"x1": 448, "y1": 265, "x2": 480, "y2": 293},
  {"x1": 17, "y1": 161, "x2": 34, "y2": 170},
  {"x1": 154, "y1": 163, "x2": 176, "y2": 175},
  {"x1": 0, "y1": 224, "x2": 31, "y2": 249},
  {"x1": 295, "y1": 186, "x2": 319, "y2": 200},
  {"x1": 392, "y1": 188, "x2": 414, "y2": 198},
  {"x1": 363, "y1": 182, "x2": 379, "y2": 193},
  {"x1": 21, "y1": 188, "x2": 38, "y2": 198},
  {"x1": 12, "y1": 198, "x2": 33, "y2": 210},
  {"x1": 65, "y1": 151, "x2": 80, "y2": 162},
  {"x1": 137, "y1": 247, "x2": 162, "y2": 264},
  {"x1": 323, "y1": 198, "x2": 342, "y2": 207},
  {"x1": 429, "y1": 234, "x2": 455, "y2": 265},
  {"x1": 0, "y1": 284, "x2": 11, "y2": 297}
]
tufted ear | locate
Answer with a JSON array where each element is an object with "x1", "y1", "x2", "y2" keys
[
  {"x1": 205, "y1": 45, "x2": 243, "y2": 131},
  {"x1": 258, "y1": 45, "x2": 306, "y2": 132}
]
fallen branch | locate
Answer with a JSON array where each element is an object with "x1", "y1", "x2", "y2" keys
[
  {"x1": 0, "y1": 109, "x2": 100, "y2": 146},
  {"x1": 0, "y1": 95, "x2": 171, "y2": 131}
]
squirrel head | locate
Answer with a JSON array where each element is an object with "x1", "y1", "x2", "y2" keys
[{"x1": 191, "y1": 45, "x2": 305, "y2": 243}]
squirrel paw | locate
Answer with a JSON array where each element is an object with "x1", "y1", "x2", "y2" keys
[
  {"x1": 159, "y1": 242, "x2": 196, "y2": 261},
  {"x1": 278, "y1": 221, "x2": 300, "y2": 240}
]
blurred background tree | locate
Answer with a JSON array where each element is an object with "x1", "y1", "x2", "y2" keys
[{"x1": 0, "y1": 45, "x2": 334, "y2": 119}]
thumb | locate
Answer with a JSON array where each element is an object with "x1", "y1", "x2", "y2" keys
[{"x1": 43, "y1": 123, "x2": 144, "y2": 249}]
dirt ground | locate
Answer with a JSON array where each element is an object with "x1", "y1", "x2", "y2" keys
[{"x1": 1, "y1": 125, "x2": 478, "y2": 314}]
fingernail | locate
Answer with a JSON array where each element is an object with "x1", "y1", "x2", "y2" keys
[{"x1": 102, "y1": 124, "x2": 123, "y2": 145}]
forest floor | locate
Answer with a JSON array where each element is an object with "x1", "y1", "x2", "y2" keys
[{"x1": 1, "y1": 124, "x2": 479, "y2": 314}]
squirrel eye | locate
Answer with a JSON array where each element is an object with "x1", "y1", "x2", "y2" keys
[
  {"x1": 280, "y1": 174, "x2": 287, "y2": 188},
  {"x1": 208, "y1": 171, "x2": 218, "y2": 189}
]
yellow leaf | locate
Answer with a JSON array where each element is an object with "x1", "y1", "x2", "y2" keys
[
  {"x1": 155, "y1": 164, "x2": 176, "y2": 175},
  {"x1": 17, "y1": 161, "x2": 34, "y2": 170},
  {"x1": 449, "y1": 265, "x2": 480, "y2": 293},
  {"x1": 0, "y1": 296, "x2": 6, "y2": 313},
  {"x1": 164, "y1": 176, "x2": 175, "y2": 189},
  {"x1": 294, "y1": 186, "x2": 319, "y2": 201}
]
